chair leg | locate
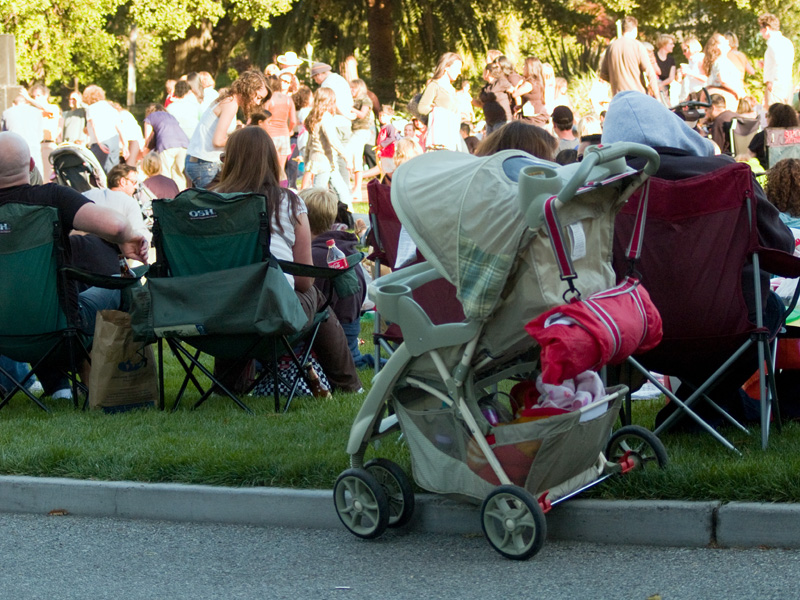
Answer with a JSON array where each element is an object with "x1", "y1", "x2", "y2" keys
[
  {"x1": 0, "y1": 365, "x2": 49, "y2": 412},
  {"x1": 282, "y1": 328, "x2": 320, "y2": 413},
  {"x1": 628, "y1": 357, "x2": 743, "y2": 454},
  {"x1": 158, "y1": 339, "x2": 165, "y2": 411},
  {"x1": 168, "y1": 341, "x2": 253, "y2": 414},
  {"x1": 168, "y1": 341, "x2": 207, "y2": 412}
]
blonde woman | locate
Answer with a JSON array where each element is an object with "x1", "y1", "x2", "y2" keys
[{"x1": 303, "y1": 87, "x2": 352, "y2": 207}]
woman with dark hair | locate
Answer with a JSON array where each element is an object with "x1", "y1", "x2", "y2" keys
[
  {"x1": 143, "y1": 103, "x2": 189, "y2": 190},
  {"x1": 765, "y1": 158, "x2": 800, "y2": 228},
  {"x1": 479, "y1": 62, "x2": 514, "y2": 134},
  {"x1": 474, "y1": 120, "x2": 557, "y2": 161},
  {"x1": 212, "y1": 127, "x2": 360, "y2": 392},
  {"x1": 185, "y1": 69, "x2": 269, "y2": 188},
  {"x1": 418, "y1": 52, "x2": 464, "y2": 150},
  {"x1": 748, "y1": 103, "x2": 800, "y2": 170},
  {"x1": 516, "y1": 57, "x2": 549, "y2": 126}
]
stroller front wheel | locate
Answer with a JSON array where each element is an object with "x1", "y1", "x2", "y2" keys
[
  {"x1": 334, "y1": 468, "x2": 390, "y2": 539},
  {"x1": 481, "y1": 485, "x2": 547, "y2": 560},
  {"x1": 365, "y1": 458, "x2": 415, "y2": 528}
]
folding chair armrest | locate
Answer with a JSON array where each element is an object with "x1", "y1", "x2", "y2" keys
[
  {"x1": 759, "y1": 247, "x2": 800, "y2": 279},
  {"x1": 278, "y1": 252, "x2": 365, "y2": 280},
  {"x1": 279, "y1": 252, "x2": 365, "y2": 300},
  {"x1": 61, "y1": 265, "x2": 148, "y2": 290}
]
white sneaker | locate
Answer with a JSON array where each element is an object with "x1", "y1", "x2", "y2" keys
[
  {"x1": 28, "y1": 380, "x2": 44, "y2": 394},
  {"x1": 51, "y1": 388, "x2": 73, "y2": 401}
]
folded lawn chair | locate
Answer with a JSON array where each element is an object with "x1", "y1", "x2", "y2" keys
[
  {"x1": 133, "y1": 188, "x2": 362, "y2": 413},
  {"x1": 728, "y1": 117, "x2": 760, "y2": 160},
  {"x1": 0, "y1": 202, "x2": 141, "y2": 411},
  {"x1": 365, "y1": 178, "x2": 465, "y2": 374},
  {"x1": 613, "y1": 162, "x2": 800, "y2": 451}
]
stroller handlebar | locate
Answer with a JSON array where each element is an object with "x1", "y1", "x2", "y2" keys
[
  {"x1": 519, "y1": 142, "x2": 660, "y2": 229},
  {"x1": 557, "y1": 142, "x2": 660, "y2": 203}
]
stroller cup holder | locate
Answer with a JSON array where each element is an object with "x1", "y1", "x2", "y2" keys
[{"x1": 369, "y1": 262, "x2": 480, "y2": 357}]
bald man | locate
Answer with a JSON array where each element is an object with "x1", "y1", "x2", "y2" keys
[
  {"x1": 0, "y1": 131, "x2": 149, "y2": 398},
  {"x1": 0, "y1": 131, "x2": 148, "y2": 263}
]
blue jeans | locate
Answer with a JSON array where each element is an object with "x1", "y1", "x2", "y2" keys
[
  {"x1": 0, "y1": 355, "x2": 31, "y2": 392},
  {"x1": 78, "y1": 287, "x2": 121, "y2": 335},
  {"x1": 184, "y1": 156, "x2": 220, "y2": 189}
]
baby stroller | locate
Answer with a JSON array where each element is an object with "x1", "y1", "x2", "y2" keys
[
  {"x1": 333, "y1": 143, "x2": 668, "y2": 560},
  {"x1": 50, "y1": 144, "x2": 107, "y2": 191}
]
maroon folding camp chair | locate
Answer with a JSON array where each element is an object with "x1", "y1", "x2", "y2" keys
[
  {"x1": 613, "y1": 162, "x2": 800, "y2": 451},
  {"x1": 365, "y1": 178, "x2": 465, "y2": 373}
]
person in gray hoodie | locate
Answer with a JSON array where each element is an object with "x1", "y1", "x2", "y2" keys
[{"x1": 602, "y1": 90, "x2": 794, "y2": 430}]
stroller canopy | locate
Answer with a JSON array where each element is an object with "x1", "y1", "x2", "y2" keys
[
  {"x1": 392, "y1": 150, "x2": 632, "y2": 321},
  {"x1": 50, "y1": 144, "x2": 107, "y2": 190}
]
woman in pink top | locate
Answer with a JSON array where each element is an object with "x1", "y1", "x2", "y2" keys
[{"x1": 264, "y1": 73, "x2": 298, "y2": 186}]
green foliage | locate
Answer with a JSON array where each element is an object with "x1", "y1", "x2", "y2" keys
[{"x1": 0, "y1": 0, "x2": 295, "y2": 103}]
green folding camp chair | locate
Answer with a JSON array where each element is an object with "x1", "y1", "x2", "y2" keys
[
  {"x1": 132, "y1": 188, "x2": 362, "y2": 413},
  {"x1": 0, "y1": 202, "x2": 142, "y2": 411}
]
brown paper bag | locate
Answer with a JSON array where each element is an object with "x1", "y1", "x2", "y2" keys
[{"x1": 89, "y1": 310, "x2": 160, "y2": 411}]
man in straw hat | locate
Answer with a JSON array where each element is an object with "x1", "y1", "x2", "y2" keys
[{"x1": 277, "y1": 51, "x2": 303, "y2": 93}]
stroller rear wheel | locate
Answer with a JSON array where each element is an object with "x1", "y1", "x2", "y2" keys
[
  {"x1": 606, "y1": 425, "x2": 668, "y2": 470},
  {"x1": 481, "y1": 485, "x2": 547, "y2": 560},
  {"x1": 365, "y1": 458, "x2": 415, "y2": 528},
  {"x1": 334, "y1": 468, "x2": 390, "y2": 539}
]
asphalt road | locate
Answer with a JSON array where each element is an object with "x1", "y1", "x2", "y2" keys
[{"x1": 1, "y1": 513, "x2": 798, "y2": 599}]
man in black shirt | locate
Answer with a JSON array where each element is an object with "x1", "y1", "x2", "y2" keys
[{"x1": 0, "y1": 131, "x2": 148, "y2": 396}]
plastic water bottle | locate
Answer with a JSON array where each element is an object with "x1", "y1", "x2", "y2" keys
[{"x1": 326, "y1": 239, "x2": 348, "y2": 269}]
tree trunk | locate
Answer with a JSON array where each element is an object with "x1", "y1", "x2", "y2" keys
[
  {"x1": 367, "y1": 0, "x2": 396, "y2": 103},
  {"x1": 166, "y1": 17, "x2": 254, "y2": 79}
]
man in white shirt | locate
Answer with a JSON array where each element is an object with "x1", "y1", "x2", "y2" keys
[
  {"x1": 311, "y1": 62, "x2": 354, "y2": 117},
  {"x1": 83, "y1": 164, "x2": 151, "y2": 243},
  {"x1": 2, "y1": 95, "x2": 44, "y2": 177},
  {"x1": 167, "y1": 80, "x2": 200, "y2": 139},
  {"x1": 759, "y1": 13, "x2": 795, "y2": 106}
]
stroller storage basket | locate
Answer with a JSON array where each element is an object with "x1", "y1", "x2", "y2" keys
[{"x1": 394, "y1": 385, "x2": 625, "y2": 503}]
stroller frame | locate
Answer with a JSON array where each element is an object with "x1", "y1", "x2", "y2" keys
[{"x1": 335, "y1": 144, "x2": 667, "y2": 560}]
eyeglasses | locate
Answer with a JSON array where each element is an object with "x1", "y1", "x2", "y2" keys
[{"x1": 124, "y1": 176, "x2": 138, "y2": 187}]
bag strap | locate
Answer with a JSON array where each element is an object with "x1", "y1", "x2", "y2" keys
[
  {"x1": 543, "y1": 195, "x2": 580, "y2": 301},
  {"x1": 543, "y1": 178, "x2": 651, "y2": 299}
]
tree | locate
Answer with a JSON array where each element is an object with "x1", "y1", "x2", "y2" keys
[
  {"x1": 0, "y1": 0, "x2": 295, "y2": 96},
  {"x1": 252, "y1": 0, "x2": 519, "y2": 103}
]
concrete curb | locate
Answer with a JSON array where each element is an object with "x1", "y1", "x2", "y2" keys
[{"x1": 0, "y1": 475, "x2": 797, "y2": 549}]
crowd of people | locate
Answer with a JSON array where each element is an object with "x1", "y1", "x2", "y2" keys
[{"x1": 2, "y1": 11, "x2": 800, "y2": 410}]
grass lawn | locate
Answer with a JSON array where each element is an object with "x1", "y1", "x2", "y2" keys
[{"x1": 2, "y1": 318, "x2": 800, "y2": 504}]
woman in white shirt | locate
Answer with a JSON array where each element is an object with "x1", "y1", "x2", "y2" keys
[{"x1": 185, "y1": 70, "x2": 269, "y2": 189}]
